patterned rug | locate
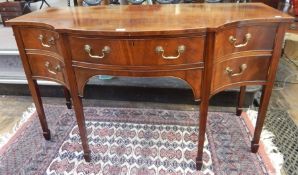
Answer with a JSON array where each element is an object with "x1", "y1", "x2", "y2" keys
[{"x1": 0, "y1": 105, "x2": 270, "y2": 175}]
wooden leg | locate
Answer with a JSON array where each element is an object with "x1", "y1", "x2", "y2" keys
[
  {"x1": 196, "y1": 32, "x2": 214, "y2": 170},
  {"x1": 63, "y1": 87, "x2": 72, "y2": 109},
  {"x1": 251, "y1": 85, "x2": 272, "y2": 153},
  {"x1": 251, "y1": 24, "x2": 286, "y2": 152},
  {"x1": 28, "y1": 79, "x2": 51, "y2": 140},
  {"x1": 73, "y1": 0, "x2": 78, "y2": 6},
  {"x1": 236, "y1": 86, "x2": 246, "y2": 116},
  {"x1": 196, "y1": 99, "x2": 209, "y2": 170},
  {"x1": 71, "y1": 95, "x2": 91, "y2": 162}
]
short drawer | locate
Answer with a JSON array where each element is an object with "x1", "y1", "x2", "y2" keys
[
  {"x1": 0, "y1": 6, "x2": 22, "y2": 12},
  {"x1": 69, "y1": 36, "x2": 205, "y2": 66},
  {"x1": 214, "y1": 25, "x2": 277, "y2": 61},
  {"x1": 0, "y1": 2, "x2": 24, "y2": 11},
  {"x1": 211, "y1": 56, "x2": 270, "y2": 92},
  {"x1": 27, "y1": 54, "x2": 67, "y2": 86},
  {"x1": 20, "y1": 28, "x2": 61, "y2": 54},
  {"x1": 0, "y1": 11, "x2": 22, "y2": 16}
]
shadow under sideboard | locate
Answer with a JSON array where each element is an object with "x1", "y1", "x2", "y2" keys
[{"x1": 0, "y1": 54, "x2": 259, "y2": 106}]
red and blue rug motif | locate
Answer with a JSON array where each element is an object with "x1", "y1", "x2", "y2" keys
[{"x1": 0, "y1": 105, "x2": 270, "y2": 174}]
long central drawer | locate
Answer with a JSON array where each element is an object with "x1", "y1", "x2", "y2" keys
[{"x1": 68, "y1": 36, "x2": 205, "y2": 67}]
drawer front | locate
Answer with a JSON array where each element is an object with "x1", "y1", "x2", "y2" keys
[
  {"x1": 69, "y1": 36, "x2": 205, "y2": 66},
  {"x1": 211, "y1": 56, "x2": 270, "y2": 92},
  {"x1": 0, "y1": 11, "x2": 22, "y2": 16},
  {"x1": 20, "y1": 28, "x2": 61, "y2": 53},
  {"x1": 0, "y1": 2, "x2": 24, "y2": 7},
  {"x1": 27, "y1": 54, "x2": 66, "y2": 85},
  {"x1": 0, "y1": 6, "x2": 22, "y2": 12},
  {"x1": 214, "y1": 25, "x2": 277, "y2": 61}
]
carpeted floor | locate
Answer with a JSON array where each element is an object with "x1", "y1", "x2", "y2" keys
[{"x1": 0, "y1": 105, "x2": 270, "y2": 175}]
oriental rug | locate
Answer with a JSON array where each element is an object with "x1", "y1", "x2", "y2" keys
[{"x1": 0, "y1": 105, "x2": 271, "y2": 175}]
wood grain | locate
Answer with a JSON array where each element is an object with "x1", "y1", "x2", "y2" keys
[
  {"x1": 214, "y1": 24, "x2": 277, "y2": 61},
  {"x1": 27, "y1": 54, "x2": 67, "y2": 87},
  {"x1": 68, "y1": 35, "x2": 205, "y2": 66},
  {"x1": 211, "y1": 56, "x2": 271, "y2": 93},
  {"x1": 7, "y1": 4, "x2": 293, "y2": 36},
  {"x1": 20, "y1": 27, "x2": 61, "y2": 53}
]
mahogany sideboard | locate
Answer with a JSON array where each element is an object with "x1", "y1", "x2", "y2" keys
[{"x1": 7, "y1": 3, "x2": 293, "y2": 170}]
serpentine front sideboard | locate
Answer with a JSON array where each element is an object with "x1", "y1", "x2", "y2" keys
[{"x1": 7, "y1": 3, "x2": 293, "y2": 170}]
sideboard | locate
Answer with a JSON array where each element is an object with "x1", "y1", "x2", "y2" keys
[{"x1": 7, "y1": 3, "x2": 293, "y2": 170}]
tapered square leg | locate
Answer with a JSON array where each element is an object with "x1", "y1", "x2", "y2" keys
[
  {"x1": 28, "y1": 80, "x2": 51, "y2": 140},
  {"x1": 196, "y1": 32, "x2": 214, "y2": 172},
  {"x1": 63, "y1": 87, "x2": 72, "y2": 109},
  {"x1": 84, "y1": 151, "x2": 91, "y2": 162},
  {"x1": 196, "y1": 157, "x2": 203, "y2": 170},
  {"x1": 196, "y1": 99, "x2": 209, "y2": 171},
  {"x1": 66, "y1": 101, "x2": 72, "y2": 109},
  {"x1": 236, "y1": 86, "x2": 246, "y2": 116},
  {"x1": 71, "y1": 95, "x2": 91, "y2": 162},
  {"x1": 251, "y1": 141, "x2": 259, "y2": 153},
  {"x1": 251, "y1": 85, "x2": 273, "y2": 153},
  {"x1": 43, "y1": 129, "x2": 51, "y2": 140},
  {"x1": 248, "y1": 25, "x2": 287, "y2": 154}
]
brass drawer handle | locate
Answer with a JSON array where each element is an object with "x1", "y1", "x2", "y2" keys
[
  {"x1": 84, "y1": 45, "x2": 111, "y2": 59},
  {"x1": 225, "y1": 64, "x2": 247, "y2": 77},
  {"x1": 155, "y1": 45, "x2": 186, "y2": 60},
  {"x1": 38, "y1": 35, "x2": 55, "y2": 48},
  {"x1": 229, "y1": 33, "x2": 251, "y2": 48},
  {"x1": 45, "y1": 61, "x2": 61, "y2": 75}
]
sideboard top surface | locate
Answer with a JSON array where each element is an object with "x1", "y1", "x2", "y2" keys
[{"x1": 7, "y1": 3, "x2": 293, "y2": 36}]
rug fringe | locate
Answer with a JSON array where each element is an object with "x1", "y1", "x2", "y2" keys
[
  {"x1": 247, "y1": 109, "x2": 284, "y2": 175},
  {"x1": 0, "y1": 103, "x2": 36, "y2": 149}
]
